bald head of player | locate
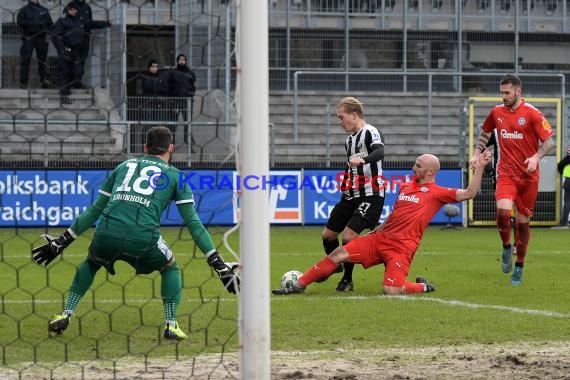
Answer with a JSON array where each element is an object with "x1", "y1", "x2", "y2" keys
[{"x1": 413, "y1": 154, "x2": 440, "y2": 184}]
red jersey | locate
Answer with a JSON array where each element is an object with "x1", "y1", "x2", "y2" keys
[
  {"x1": 380, "y1": 182, "x2": 457, "y2": 257},
  {"x1": 482, "y1": 99, "x2": 554, "y2": 182}
]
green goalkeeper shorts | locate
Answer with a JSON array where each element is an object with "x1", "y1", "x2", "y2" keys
[{"x1": 87, "y1": 232, "x2": 173, "y2": 275}]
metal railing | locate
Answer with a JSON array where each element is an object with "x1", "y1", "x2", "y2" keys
[
  {"x1": 3, "y1": 0, "x2": 570, "y2": 95},
  {"x1": 293, "y1": 70, "x2": 566, "y2": 143},
  {"x1": 0, "y1": 117, "x2": 239, "y2": 168},
  {"x1": 269, "y1": 0, "x2": 570, "y2": 31}
]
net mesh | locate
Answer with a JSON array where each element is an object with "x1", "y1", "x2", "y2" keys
[{"x1": 1, "y1": 0, "x2": 241, "y2": 378}]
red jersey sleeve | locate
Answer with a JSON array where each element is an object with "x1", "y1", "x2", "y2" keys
[
  {"x1": 481, "y1": 107, "x2": 499, "y2": 134},
  {"x1": 434, "y1": 185, "x2": 459, "y2": 204},
  {"x1": 532, "y1": 109, "x2": 555, "y2": 142}
]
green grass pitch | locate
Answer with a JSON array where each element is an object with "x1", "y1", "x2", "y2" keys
[{"x1": 1, "y1": 225, "x2": 569, "y2": 370}]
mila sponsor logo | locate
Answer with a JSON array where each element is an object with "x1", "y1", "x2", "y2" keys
[
  {"x1": 397, "y1": 193, "x2": 420, "y2": 203},
  {"x1": 500, "y1": 129, "x2": 523, "y2": 140}
]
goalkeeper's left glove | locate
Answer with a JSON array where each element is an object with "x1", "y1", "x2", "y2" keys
[
  {"x1": 207, "y1": 251, "x2": 240, "y2": 294},
  {"x1": 32, "y1": 230, "x2": 75, "y2": 266}
]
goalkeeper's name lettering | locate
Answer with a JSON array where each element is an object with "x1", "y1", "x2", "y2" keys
[
  {"x1": 112, "y1": 193, "x2": 151, "y2": 207},
  {"x1": 0, "y1": 175, "x2": 89, "y2": 195}
]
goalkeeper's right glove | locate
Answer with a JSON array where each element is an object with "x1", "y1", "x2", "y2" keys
[
  {"x1": 32, "y1": 230, "x2": 75, "y2": 266},
  {"x1": 207, "y1": 251, "x2": 240, "y2": 294}
]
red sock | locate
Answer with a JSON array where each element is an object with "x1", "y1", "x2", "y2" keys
[
  {"x1": 515, "y1": 222, "x2": 530, "y2": 265},
  {"x1": 298, "y1": 256, "x2": 338, "y2": 287},
  {"x1": 496, "y1": 209, "x2": 512, "y2": 246},
  {"x1": 404, "y1": 281, "x2": 425, "y2": 294}
]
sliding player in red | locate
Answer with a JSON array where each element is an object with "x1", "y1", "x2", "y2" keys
[{"x1": 273, "y1": 150, "x2": 491, "y2": 295}]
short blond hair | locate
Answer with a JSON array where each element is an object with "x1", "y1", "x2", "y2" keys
[{"x1": 336, "y1": 97, "x2": 364, "y2": 118}]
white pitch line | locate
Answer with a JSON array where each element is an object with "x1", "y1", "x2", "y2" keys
[
  {"x1": 3, "y1": 298, "x2": 148, "y2": 305},
  {"x1": 2, "y1": 296, "x2": 234, "y2": 305},
  {"x1": 386, "y1": 295, "x2": 570, "y2": 318},
  {"x1": 268, "y1": 250, "x2": 567, "y2": 257},
  {"x1": 274, "y1": 294, "x2": 570, "y2": 319},
  {"x1": 4, "y1": 294, "x2": 568, "y2": 319},
  {"x1": 2, "y1": 252, "x2": 198, "y2": 260},
  {"x1": 5, "y1": 250, "x2": 567, "y2": 260}
]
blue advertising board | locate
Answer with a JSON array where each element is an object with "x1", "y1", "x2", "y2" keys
[
  {"x1": 0, "y1": 169, "x2": 462, "y2": 227},
  {"x1": 0, "y1": 170, "x2": 107, "y2": 227},
  {"x1": 301, "y1": 169, "x2": 463, "y2": 224}
]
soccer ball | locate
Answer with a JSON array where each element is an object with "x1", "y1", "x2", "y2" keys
[{"x1": 280, "y1": 270, "x2": 303, "y2": 289}]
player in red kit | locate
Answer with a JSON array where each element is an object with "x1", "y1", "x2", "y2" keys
[
  {"x1": 470, "y1": 74, "x2": 555, "y2": 286},
  {"x1": 272, "y1": 151, "x2": 491, "y2": 295}
]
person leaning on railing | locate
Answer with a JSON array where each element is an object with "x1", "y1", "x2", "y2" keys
[
  {"x1": 168, "y1": 54, "x2": 197, "y2": 145},
  {"x1": 61, "y1": 0, "x2": 111, "y2": 89},
  {"x1": 140, "y1": 59, "x2": 170, "y2": 137},
  {"x1": 52, "y1": 1, "x2": 110, "y2": 103}
]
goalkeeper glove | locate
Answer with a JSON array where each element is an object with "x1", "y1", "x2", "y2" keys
[
  {"x1": 32, "y1": 230, "x2": 75, "y2": 266},
  {"x1": 207, "y1": 251, "x2": 240, "y2": 294}
]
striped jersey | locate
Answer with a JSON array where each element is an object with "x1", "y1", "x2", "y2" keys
[{"x1": 341, "y1": 123, "x2": 385, "y2": 199}]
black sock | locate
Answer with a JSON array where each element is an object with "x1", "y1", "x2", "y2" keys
[
  {"x1": 342, "y1": 262, "x2": 354, "y2": 281},
  {"x1": 322, "y1": 238, "x2": 339, "y2": 255}
]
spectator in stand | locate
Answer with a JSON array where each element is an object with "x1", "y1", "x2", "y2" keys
[
  {"x1": 61, "y1": 0, "x2": 111, "y2": 88},
  {"x1": 17, "y1": 0, "x2": 53, "y2": 89},
  {"x1": 52, "y1": 1, "x2": 110, "y2": 103},
  {"x1": 141, "y1": 59, "x2": 170, "y2": 142},
  {"x1": 168, "y1": 54, "x2": 197, "y2": 145},
  {"x1": 52, "y1": 2, "x2": 84, "y2": 103}
]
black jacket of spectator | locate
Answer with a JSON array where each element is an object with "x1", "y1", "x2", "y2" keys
[
  {"x1": 51, "y1": 14, "x2": 86, "y2": 51},
  {"x1": 169, "y1": 62, "x2": 196, "y2": 97},
  {"x1": 142, "y1": 70, "x2": 169, "y2": 97},
  {"x1": 60, "y1": 0, "x2": 109, "y2": 78},
  {"x1": 51, "y1": 12, "x2": 107, "y2": 52},
  {"x1": 62, "y1": 0, "x2": 109, "y2": 38},
  {"x1": 17, "y1": 1, "x2": 53, "y2": 38},
  {"x1": 141, "y1": 64, "x2": 170, "y2": 122}
]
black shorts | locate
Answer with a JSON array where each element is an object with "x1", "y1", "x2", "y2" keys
[{"x1": 326, "y1": 195, "x2": 385, "y2": 234}]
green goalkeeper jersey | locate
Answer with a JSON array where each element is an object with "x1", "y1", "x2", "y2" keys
[
  {"x1": 69, "y1": 155, "x2": 215, "y2": 254},
  {"x1": 95, "y1": 155, "x2": 191, "y2": 240}
]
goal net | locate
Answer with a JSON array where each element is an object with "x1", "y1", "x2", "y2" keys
[{"x1": 0, "y1": 0, "x2": 242, "y2": 378}]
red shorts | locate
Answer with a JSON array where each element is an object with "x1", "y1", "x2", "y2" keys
[
  {"x1": 344, "y1": 232, "x2": 412, "y2": 287},
  {"x1": 495, "y1": 176, "x2": 538, "y2": 217}
]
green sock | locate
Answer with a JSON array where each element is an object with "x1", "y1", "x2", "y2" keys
[
  {"x1": 161, "y1": 262, "x2": 182, "y2": 322},
  {"x1": 64, "y1": 260, "x2": 100, "y2": 314}
]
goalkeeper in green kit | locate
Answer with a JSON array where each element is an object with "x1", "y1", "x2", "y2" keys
[{"x1": 32, "y1": 126, "x2": 239, "y2": 341}]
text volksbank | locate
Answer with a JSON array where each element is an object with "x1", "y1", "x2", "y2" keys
[{"x1": 0, "y1": 175, "x2": 89, "y2": 194}]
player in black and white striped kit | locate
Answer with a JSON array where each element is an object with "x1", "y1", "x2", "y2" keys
[{"x1": 321, "y1": 97, "x2": 385, "y2": 292}]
